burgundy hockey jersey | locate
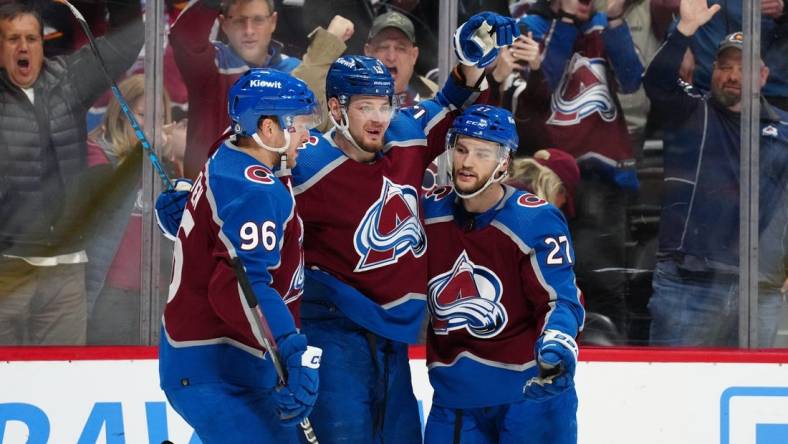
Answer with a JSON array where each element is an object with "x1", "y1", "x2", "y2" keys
[
  {"x1": 423, "y1": 185, "x2": 585, "y2": 408},
  {"x1": 160, "y1": 141, "x2": 303, "y2": 389}
]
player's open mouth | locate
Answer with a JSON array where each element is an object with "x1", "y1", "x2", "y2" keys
[
  {"x1": 387, "y1": 66, "x2": 398, "y2": 76},
  {"x1": 365, "y1": 129, "x2": 382, "y2": 137}
]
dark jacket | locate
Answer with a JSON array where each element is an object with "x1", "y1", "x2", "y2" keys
[
  {"x1": 644, "y1": 30, "x2": 788, "y2": 270},
  {"x1": 0, "y1": 7, "x2": 143, "y2": 257}
]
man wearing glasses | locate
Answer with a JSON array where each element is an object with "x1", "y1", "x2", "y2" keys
[{"x1": 171, "y1": 0, "x2": 299, "y2": 179}]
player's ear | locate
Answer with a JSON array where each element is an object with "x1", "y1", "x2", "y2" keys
[
  {"x1": 257, "y1": 116, "x2": 275, "y2": 138},
  {"x1": 498, "y1": 154, "x2": 512, "y2": 179},
  {"x1": 328, "y1": 98, "x2": 343, "y2": 122}
]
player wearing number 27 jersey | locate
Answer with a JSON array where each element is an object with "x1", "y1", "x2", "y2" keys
[{"x1": 422, "y1": 105, "x2": 585, "y2": 444}]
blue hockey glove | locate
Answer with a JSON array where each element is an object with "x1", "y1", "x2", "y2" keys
[
  {"x1": 154, "y1": 178, "x2": 192, "y2": 241},
  {"x1": 523, "y1": 330, "x2": 578, "y2": 401},
  {"x1": 272, "y1": 333, "x2": 322, "y2": 426},
  {"x1": 453, "y1": 12, "x2": 519, "y2": 68}
]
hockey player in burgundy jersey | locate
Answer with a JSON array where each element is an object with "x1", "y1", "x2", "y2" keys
[
  {"x1": 289, "y1": 12, "x2": 520, "y2": 443},
  {"x1": 422, "y1": 105, "x2": 585, "y2": 444},
  {"x1": 158, "y1": 69, "x2": 323, "y2": 444}
]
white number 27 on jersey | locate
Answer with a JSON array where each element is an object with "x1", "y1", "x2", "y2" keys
[
  {"x1": 240, "y1": 221, "x2": 277, "y2": 251},
  {"x1": 545, "y1": 235, "x2": 573, "y2": 265}
]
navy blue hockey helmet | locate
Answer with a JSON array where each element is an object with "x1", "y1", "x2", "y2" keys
[
  {"x1": 448, "y1": 105, "x2": 519, "y2": 154},
  {"x1": 326, "y1": 55, "x2": 395, "y2": 105},
  {"x1": 228, "y1": 68, "x2": 320, "y2": 137}
]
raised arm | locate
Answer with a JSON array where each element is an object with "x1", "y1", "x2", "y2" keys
[
  {"x1": 69, "y1": 0, "x2": 144, "y2": 107},
  {"x1": 169, "y1": 0, "x2": 223, "y2": 90},
  {"x1": 644, "y1": 0, "x2": 720, "y2": 124},
  {"x1": 292, "y1": 15, "x2": 354, "y2": 133},
  {"x1": 601, "y1": 0, "x2": 644, "y2": 94}
]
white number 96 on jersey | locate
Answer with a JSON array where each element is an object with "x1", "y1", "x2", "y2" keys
[{"x1": 240, "y1": 221, "x2": 277, "y2": 251}]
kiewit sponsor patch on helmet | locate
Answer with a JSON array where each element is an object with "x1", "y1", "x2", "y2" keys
[{"x1": 249, "y1": 80, "x2": 282, "y2": 88}]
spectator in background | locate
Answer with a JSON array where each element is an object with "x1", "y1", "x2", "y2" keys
[
  {"x1": 0, "y1": 0, "x2": 143, "y2": 345},
  {"x1": 293, "y1": 11, "x2": 437, "y2": 134},
  {"x1": 678, "y1": 0, "x2": 786, "y2": 111},
  {"x1": 84, "y1": 75, "x2": 181, "y2": 344},
  {"x1": 171, "y1": 0, "x2": 300, "y2": 179},
  {"x1": 364, "y1": 11, "x2": 438, "y2": 107},
  {"x1": 594, "y1": 0, "x2": 662, "y2": 151},
  {"x1": 644, "y1": 0, "x2": 788, "y2": 347},
  {"x1": 514, "y1": 0, "x2": 644, "y2": 334},
  {"x1": 507, "y1": 148, "x2": 581, "y2": 220}
]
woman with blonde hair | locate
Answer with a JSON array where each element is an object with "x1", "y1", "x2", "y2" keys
[
  {"x1": 89, "y1": 74, "x2": 184, "y2": 173},
  {"x1": 507, "y1": 148, "x2": 580, "y2": 219},
  {"x1": 85, "y1": 74, "x2": 184, "y2": 344}
]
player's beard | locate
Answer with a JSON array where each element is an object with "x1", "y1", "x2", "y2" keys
[
  {"x1": 349, "y1": 124, "x2": 386, "y2": 153},
  {"x1": 453, "y1": 166, "x2": 494, "y2": 196}
]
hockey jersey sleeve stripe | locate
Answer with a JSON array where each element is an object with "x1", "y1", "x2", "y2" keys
[
  {"x1": 161, "y1": 317, "x2": 266, "y2": 358},
  {"x1": 384, "y1": 138, "x2": 428, "y2": 150},
  {"x1": 292, "y1": 154, "x2": 347, "y2": 195},
  {"x1": 427, "y1": 350, "x2": 537, "y2": 372},
  {"x1": 380, "y1": 291, "x2": 428, "y2": 310},
  {"x1": 424, "y1": 215, "x2": 454, "y2": 225}
]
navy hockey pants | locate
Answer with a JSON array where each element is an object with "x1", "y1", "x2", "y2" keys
[
  {"x1": 163, "y1": 382, "x2": 301, "y2": 444},
  {"x1": 424, "y1": 388, "x2": 577, "y2": 444},
  {"x1": 300, "y1": 300, "x2": 422, "y2": 443}
]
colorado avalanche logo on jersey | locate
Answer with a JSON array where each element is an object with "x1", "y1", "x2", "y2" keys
[
  {"x1": 283, "y1": 217, "x2": 306, "y2": 305},
  {"x1": 424, "y1": 185, "x2": 452, "y2": 202},
  {"x1": 353, "y1": 177, "x2": 426, "y2": 272},
  {"x1": 283, "y1": 253, "x2": 305, "y2": 304},
  {"x1": 547, "y1": 54, "x2": 616, "y2": 126},
  {"x1": 517, "y1": 193, "x2": 548, "y2": 209},
  {"x1": 245, "y1": 165, "x2": 275, "y2": 185},
  {"x1": 428, "y1": 251, "x2": 508, "y2": 338}
]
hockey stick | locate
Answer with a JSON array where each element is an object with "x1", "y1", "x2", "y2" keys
[
  {"x1": 230, "y1": 257, "x2": 319, "y2": 444},
  {"x1": 56, "y1": 0, "x2": 174, "y2": 191}
]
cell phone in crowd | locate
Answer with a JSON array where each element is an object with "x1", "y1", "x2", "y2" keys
[{"x1": 514, "y1": 20, "x2": 531, "y2": 76}]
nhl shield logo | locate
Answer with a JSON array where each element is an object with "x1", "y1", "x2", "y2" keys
[
  {"x1": 428, "y1": 251, "x2": 508, "y2": 338},
  {"x1": 353, "y1": 177, "x2": 427, "y2": 272}
]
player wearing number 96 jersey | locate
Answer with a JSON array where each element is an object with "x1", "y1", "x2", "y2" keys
[
  {"x1": 422, "y1": 105, "x2": 585, "y2": 444},
  {"x1": 159, "y1": 69, "x2": 323, "y2": 444}
]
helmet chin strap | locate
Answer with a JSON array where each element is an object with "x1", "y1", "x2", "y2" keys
[
  {"x1": 452, "y1": 159, "x2": 509, "y2": 200},
  {"x1": 330, "y1": 108, "x2": 373, "y2": 156},
  {"x1": 251, "y1": 130, "x2": 291, "y2": 174},
  {"x1": 252, "y1": 131, "x2": 290, "y2": 154}
]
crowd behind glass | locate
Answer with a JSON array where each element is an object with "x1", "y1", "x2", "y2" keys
[{"x1": 0, "y1": 0, "x2": 785, "y2": 348}]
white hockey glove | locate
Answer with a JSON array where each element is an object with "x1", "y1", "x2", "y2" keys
[
  {"x1": 453, "y1": 12, "x2": 519, "y2": 68},
  {"x1": 523, "y1": 330, "x2": 578, "y2": 401}
]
